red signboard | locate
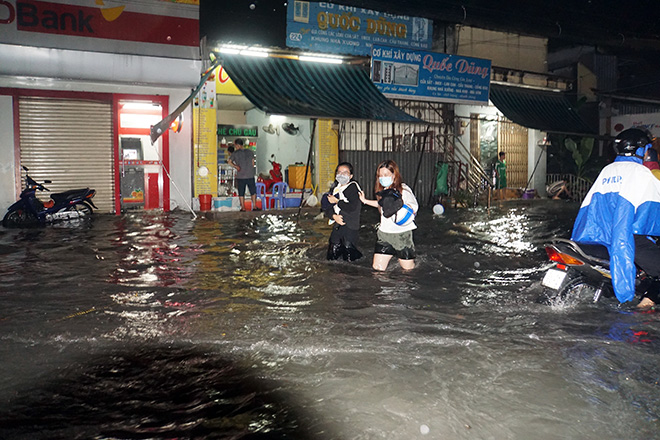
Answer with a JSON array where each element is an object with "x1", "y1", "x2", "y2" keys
[{"x1": 0, "y1": 0, "x2": 199, "y2": 57}]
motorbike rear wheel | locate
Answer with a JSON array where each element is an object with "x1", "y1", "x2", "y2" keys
[
  {"x1": 545, "y1": 275, "x2": 601, "y2": 306},
  {"x1": 2, "y1": 209, "x2": 38, "y2": 228},
  {"x1": 65, "y1": 202, "x2": 93, "y2": 218}
]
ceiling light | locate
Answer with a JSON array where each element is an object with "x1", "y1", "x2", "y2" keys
[
  {"x1": 219, "y1": 47, "x2": 240, "y2": 55},
  {"x1": 299, "y1": 55, "x2": 343, "y2": 64},
  {"x1": 240, "y1": 50, "x2": 269, "y2": 57}
]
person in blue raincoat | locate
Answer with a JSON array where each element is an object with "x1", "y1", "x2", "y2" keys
[{"x1": 571, "y1": 128, "x2": 660, "y2": 307}]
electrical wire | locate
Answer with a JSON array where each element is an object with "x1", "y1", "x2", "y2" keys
[{"x1": 154, "y1": 134, "x2": 197, "y2": 220}]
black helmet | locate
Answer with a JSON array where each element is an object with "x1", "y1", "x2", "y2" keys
[{"x1": 614, "y1": 128, "x2": 653, "y2": 158}]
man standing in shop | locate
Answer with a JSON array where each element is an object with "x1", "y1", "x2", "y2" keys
[{"x1": 228, "y1": 138, "x2": 259, "y2": 212}]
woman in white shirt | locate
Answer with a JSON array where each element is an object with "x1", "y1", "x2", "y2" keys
[{"x1": 360, "y1": 160, "x2": 418, "y2": 271}]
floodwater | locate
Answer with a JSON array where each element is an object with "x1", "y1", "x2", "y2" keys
[{"x1": 0, "y1": 200, "x2": 658, "y2": 440}]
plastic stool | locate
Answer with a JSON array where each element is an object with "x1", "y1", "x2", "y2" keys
[
  {"x1": 255, "y1": 182, "x2": 268, "y2": 211},
  {"x1": 270, "y1": 182, "x2": 288, "y2": 209}
]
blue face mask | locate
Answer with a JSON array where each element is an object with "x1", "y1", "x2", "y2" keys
[{"x1": 379, "y1": 176, "x2": 393, "y2": 188}]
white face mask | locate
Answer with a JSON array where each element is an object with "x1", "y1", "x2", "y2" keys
[
  {"x1": 379, "y1": 176, "x2": 393, "y2": 188},
  {"x1": 336, "y1": 174, "x2": 350, "y2": 185}
]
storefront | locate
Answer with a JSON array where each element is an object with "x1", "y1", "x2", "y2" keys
[
  {"x1": 0, "y1": 0, "x2": 201, "y2": 214},
  {"x1": 200, "y1": 50, "x2": 424, "y2": 210}
]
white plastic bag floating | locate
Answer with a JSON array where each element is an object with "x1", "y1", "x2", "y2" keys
[{"x1": 433, "y1": 204, "x2": 444, "y2": 215}]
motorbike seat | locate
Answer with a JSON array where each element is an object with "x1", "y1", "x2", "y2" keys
[
  {"x1": 51, "y1": 188, "x2": 91, "y2": 203},
  {"x1": 576, "y1": 242, "x2": 610, "y2": 260}
]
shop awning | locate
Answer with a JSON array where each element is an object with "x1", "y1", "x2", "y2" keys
[
  {"x1": 218, "y1": 53, "x2": 423, "y2": 123},
  {"x1": 489, "y1": 84, "x2": 595, "y2": 135}
]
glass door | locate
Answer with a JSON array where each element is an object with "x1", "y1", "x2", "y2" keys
[{"x1": 116, "y1": 100, "x2": 167, "y2": 211}]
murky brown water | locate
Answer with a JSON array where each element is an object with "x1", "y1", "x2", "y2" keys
[{"x1": 0, "y1": 201, "x2": 658, "y2": 439}]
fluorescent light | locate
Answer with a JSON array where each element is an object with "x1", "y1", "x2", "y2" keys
[
  {"x1": 299, "y1": 55, "x2": 343, "y2": 64},
  {"x1": 219, "y1": 47, "x2": 240, "y2": 55},
  {"x1": 240, "y1": 49, "x2": 269, "y2": 57},
  {"x1": 121, "y1": 102, "x2": 161, "y2": 111}
]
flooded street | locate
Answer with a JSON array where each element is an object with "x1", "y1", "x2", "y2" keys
[{"x1": 0, "y1": 200, "x2": 659, "y2": 439}]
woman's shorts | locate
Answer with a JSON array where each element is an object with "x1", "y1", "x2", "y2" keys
[{"x1": 374, "y1": 229, "x2": 415, "y2": 260}]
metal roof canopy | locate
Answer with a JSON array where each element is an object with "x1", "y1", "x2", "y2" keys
[
  {"x1": 489, "y1": 83, "x2": 595, "y2": 136},
  {"x1": 217, "y1": 53, "x2": 425, "y2": 123}
]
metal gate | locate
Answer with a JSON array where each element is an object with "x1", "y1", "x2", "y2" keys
[
  {"x1": 18, "y1": 96, "x2": 115, "y2": 213},
  {"x1": 337, "y1": 99, "x2": 450, "y2": 206},
  {"x1": 339, "y1": 150, "x2": 444, "y2": 206},
  {"x1": 498, "y1": 120, "x2": 528, "y2": 188}
]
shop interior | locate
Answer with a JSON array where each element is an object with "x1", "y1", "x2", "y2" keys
[
  {"x1": 214, "y1": 94, "x2": 314, "y2": 211},
  {"x1": 118, "y1": 101, "x2": 166, "y2": 211}
]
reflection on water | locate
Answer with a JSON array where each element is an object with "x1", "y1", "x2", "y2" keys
[{"x1": 0, "y1": 201, "x2": 659, "y2": 439}]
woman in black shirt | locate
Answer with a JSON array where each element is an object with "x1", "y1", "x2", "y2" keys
[{"x1": 323, "y1": 162, "x2": 363, "y2": 261}]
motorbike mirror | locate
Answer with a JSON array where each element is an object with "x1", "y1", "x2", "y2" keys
[
  {"x1": 44, "y1": 180, "x2": 52, "y2": 184},
  {"x1": 22, "y1": 165, "x2": 29, "y2": 171}
]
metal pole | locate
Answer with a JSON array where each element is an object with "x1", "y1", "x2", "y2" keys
[
  {"x1": 297, "y1": 118, "x2": 317, "y2": 223},
  {"x1": 412, "y1": 126, "x2": 430, "y2": 193},
  {"x1": 523, "y1": 145, "x2": 546, "y2": 193}
]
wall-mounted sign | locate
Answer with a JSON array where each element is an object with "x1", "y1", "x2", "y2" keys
[
  {"x1": 194, "y1": 75, "x2": 216, "y2": 109},
  {"x1": 194, "y1": 108, "x2": 218, "y2": 197},
  {"x1": 215, "y1": 65, "x2": 242, "y2": 96},
  {"x1": 217, "y1": 125, "x2": 258, "y2": 138},
  {"x1": 611, "y1": 115, "x2": 660, "y2": 138},
  {"x1": 371, "y1": 45, "x2": 491, "y2": 104},
  {"x1": 286, "y1": 1, "x2": 431, "y2": 56},
  {"x1": 0, "y1": 0, "x2": 198, "y2": 59}
]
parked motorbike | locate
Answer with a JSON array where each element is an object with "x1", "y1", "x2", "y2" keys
[
  {"x1": 257, "y1": 156, "x2": 283, "y2": 192},
  {"x1": 542, "y1": 238, "x2": 657, "y2": 303},
  {"x1": 2, "y1": 166, "x2": 97, "y2": 228}
]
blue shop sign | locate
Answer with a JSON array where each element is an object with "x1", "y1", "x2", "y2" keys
[
  {"x1": 286, "y1": 2, "x2": 432, "y2": 56},
  {"x1": 371, "y1": 45, "x2": 491, "y2": 104}
]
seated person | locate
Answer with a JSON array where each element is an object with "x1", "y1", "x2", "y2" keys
[{"x1": 546, "y1": 180, "x2": 572, "y2": 200}]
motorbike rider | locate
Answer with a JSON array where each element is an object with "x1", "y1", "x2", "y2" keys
[{"x1": 571, "y1": 128, "x2": 660, "y2": 307}]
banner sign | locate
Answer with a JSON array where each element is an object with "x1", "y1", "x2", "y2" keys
[
  {"x1": 286, "y1": 1, "x2": 431, "y2": 56},
  {"x1": 0, "y1": 0, "x2": 198, "y2": 58},
  {"x1": 371, "y1": 45, "x2": 491, "y2": 104},
  {"x1": 193, "y1": 107, "x2": 218, "y2": 197},
  {"x1": 611, "y1": 114, "x2": 660, "y2": 138},
  {"x1": 316, "y1": 119, "x2": 338, "y2": 192}
]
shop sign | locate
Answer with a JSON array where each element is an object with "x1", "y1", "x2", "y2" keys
[
  {"x1": 371, "y1": 45, "x2": 491, "y2": 104},
  {"x1": 217, "y1": 125, "x2": 258, "y2": 138},
  {"x1": 286, "y1": 1, "x2": 431, "y2": 56},
  {"x1": 612, "y1": 115, "x2": 660, "y2": 138},
  {"x1": 194, "y1": 108, "x2": 218, "y2": 197},
  {"x1": 215, "y1": 65, "x2": 242, "y2": 96},
  {"x1": 0, "y1": 0, "x2": 198, "y2": 58}
]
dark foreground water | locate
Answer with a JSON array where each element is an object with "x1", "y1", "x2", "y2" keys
[{"x1": 0, "y1": 201, "x2": 658, "y2": 439}]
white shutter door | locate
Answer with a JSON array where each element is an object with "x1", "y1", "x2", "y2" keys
[{"x1": 19, "y1": 96, "x2": 115, "y2": 213}]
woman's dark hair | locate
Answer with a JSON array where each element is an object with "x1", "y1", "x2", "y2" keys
[
  {"x1": 329, "y1": 162, "x2": 354, "y2": 191},
  {"x1": 335, "y1": 162, "x2": 354, "y2": 176}
]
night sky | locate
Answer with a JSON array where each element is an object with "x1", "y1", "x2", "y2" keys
[
  {"x1": 200, "y1": 0, "x2": 288, "y2": 48},
  {"x1": 199, "y1": 0, "x2": 660, "y2": 97},
  {"x1": 200, "y1": 0, "x2": 660, "y2": 51}
]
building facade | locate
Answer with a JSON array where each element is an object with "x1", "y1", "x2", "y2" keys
[{"x1": 0, "y1": 0, "x2": 202, "y2": 214}]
